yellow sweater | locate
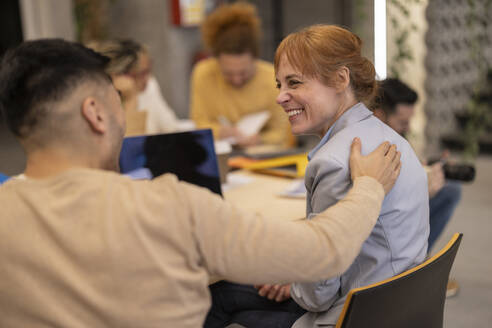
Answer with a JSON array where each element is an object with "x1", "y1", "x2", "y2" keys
[
  {"x1": 190, "y1": 58, "x2": 291, "y2": 146},
  {"x1": 0, "y1": 169, "x2": 383, "y2": 328}
]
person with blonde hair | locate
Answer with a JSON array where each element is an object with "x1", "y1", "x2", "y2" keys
[
  {"x1": 87, "y1": 39, "x2": 181, "y2": 136},
  {"x1": 205, "y1": 24, "x2": 429, "y2": 328},
  {"x1": 190, "y1": 2, "x2": 291, "y2": 147}
]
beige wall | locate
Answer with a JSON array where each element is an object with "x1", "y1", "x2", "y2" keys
[
  {"x1": 19, "y1": 0, "x2": 75, "y2": 41},
  {"x1": 387, "y1": 1, "x2": 428, "y2": 157},
  {"x1": 353, "y1": 0, "x2": 375, "y2": 64}
]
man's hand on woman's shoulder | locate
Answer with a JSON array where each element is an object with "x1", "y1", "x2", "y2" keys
[{"x1": 349, "y1": 137, "x2": 402, "y2": 195}]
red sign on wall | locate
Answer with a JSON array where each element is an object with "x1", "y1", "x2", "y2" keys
[{"x1": 170, "y1": 0, "x2": 206, "y2": 27}]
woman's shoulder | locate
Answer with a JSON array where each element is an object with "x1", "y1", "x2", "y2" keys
[{"x1": 309, "y1": 119, "x2": 385, "y2": 166}]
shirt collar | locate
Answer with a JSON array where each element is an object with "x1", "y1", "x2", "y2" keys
[
  {"x1": 308, "y1": 102, "x2": 373, "y2": 160},
  {"x1": 308, "y1": 124, "x2": 335, "y2": 160}
]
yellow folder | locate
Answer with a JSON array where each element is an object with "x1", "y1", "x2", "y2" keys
[{"x1": 228, "y1": 153, "x2": 308, "y2": 178}]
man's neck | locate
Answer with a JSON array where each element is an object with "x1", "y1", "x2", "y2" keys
[{"x1": 23, "y1": 148, "x2": 100, "y2": 179}]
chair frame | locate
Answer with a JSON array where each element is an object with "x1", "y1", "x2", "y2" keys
[{"x1": 335, "y1": 233, "x2": 463, "y2": 328}]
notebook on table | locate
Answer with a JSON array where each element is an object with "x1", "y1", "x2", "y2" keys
[{"x1": 119, "y1": 129, "x2": 222, "y2": 196}]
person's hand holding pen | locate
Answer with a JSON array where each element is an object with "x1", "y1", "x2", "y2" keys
[
  {"x1": 218, "y1": 115, "x2": 238, "y2": 137},
  {"x1": 218, "y1": 116, "x2": 261, "y2": 148}
]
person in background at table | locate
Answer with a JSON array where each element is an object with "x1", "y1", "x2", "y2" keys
[
  {"x1": 371, "y1": 77, "x2": 462, "y2": 297},
  {"x1": 205, "y1": 24, "x2": 429, "y2": 328},
  {"x1": 0, "y1": 38, "x2": 402, "y2": 328},
  {"x1": 190, "y1": 2, "x2": 291, "y2": 148},
  {"x1": 87, "y1": 39, "x2": 182, "y2": 135}
]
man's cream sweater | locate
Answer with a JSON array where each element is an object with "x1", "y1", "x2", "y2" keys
[{"x1": 0, "y1": 169, "x2": 383, "y2": 327}]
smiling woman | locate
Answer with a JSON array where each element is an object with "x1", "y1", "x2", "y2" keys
[
  {"x1": 270, "y1": 25, "x2": 429, "y2": 327},
  {"x1": 274, "y1": 24, "x2": 377, "y2": 138},
  {"x1": 205, "y1": 24, "x2": 430, "y2": 328},
  {"x1": 275, "y1": 58, "x2": 351, "y2": 137}
]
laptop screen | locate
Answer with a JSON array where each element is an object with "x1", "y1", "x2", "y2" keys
[{"x1": 119, "y1": 129, "x2": 222, "y2": 196}]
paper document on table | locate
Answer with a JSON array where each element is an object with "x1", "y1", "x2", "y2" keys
[
  {"x1": 278, "y1": 178, "x2": 307, "y2": 198},
  {"x1": 236, "y1": 111, "x2": 271, "y2": 137},
  {"x1": 222, "y1": 172, "x2": 255, "y2": 192},
  {"x1": 219, "y1": 111, "x2": 271, "y2": 144}
]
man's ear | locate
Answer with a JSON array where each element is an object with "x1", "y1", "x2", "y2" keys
[
  {"x1": 335, "y1": 66, "x2": 351, "y2": 92},
  {"x1": 373, "y1": 108, "x2": 387, "y2": 122},
  {"x1": 81, "y1": 97, "x2": 106, "y2": 134}
]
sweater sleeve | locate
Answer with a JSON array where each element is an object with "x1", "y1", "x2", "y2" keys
[
  {"x1": 184, "y1": 176, "x2": 384, "y2": 285},
  {"x1": 190, "y1": 63, "x2": 222, "y2": 139}
]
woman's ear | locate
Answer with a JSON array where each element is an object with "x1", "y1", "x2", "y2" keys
[
  {"x1": 335, "y1": 66, "x2": 351, "y2": 92},
  {"x1": 81, "y1": 97, "x2": 106, "y2": 134}
]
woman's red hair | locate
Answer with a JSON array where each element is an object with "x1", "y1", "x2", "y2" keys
[{"x1": 274, "y1": 24, "x2": 377, "y2": 103}]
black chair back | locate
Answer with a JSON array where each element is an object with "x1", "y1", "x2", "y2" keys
[{"x1": 336, "y1": 233, "x2": 463, "y2": 328}]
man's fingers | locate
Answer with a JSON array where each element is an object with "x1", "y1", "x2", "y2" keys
[
  {"x1": 350, "y1": 137, "x2": 362, "y2": 159},
  {"x1": 395, "y1": 151, "x2": 401, "y2": 168},
  {"x1": 395, "y1": 161, "x2": 402, "y2": 178},
  {"x1": 385, "y1": 144, "x2": 397, "y2": 160},
  {"x1": 390, "y1": 151, "x2": 401, "y2": 169},
  {"x1": 374, "y1": 140, "x2": 391, "y2": 155}
]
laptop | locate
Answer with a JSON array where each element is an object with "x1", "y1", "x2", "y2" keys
[{"x1": 119, "y1": 129, "x2": 222, "y2": 196}]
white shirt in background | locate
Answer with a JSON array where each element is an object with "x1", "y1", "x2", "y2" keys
[{"x1": 138, "y1": 76, "x2": 195, "y2": 134}]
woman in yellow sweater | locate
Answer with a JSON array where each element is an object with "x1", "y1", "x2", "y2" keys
[{"x1": 190, "y1": 2, "x2": 291, "y2": 148}]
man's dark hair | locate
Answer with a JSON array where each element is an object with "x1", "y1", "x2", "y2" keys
[
  {"x1": 0, "y1": 39, "x2": 111, "y2": 138},
  {"x1": 372, "y1": 78, "x2": 418, "y2": 115}
]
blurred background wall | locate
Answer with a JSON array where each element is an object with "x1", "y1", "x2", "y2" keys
[
  {"x1": 425, "y1": 0, "x2": 492, "y2": 158},
  {"x1": 19, "y1": 0, "x2": 75, "y2": 41}
]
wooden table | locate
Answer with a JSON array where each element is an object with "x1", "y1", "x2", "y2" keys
[
  {"x1": 222, "y1": 170, "x2": 306, "y2": 221},
  {"x1": 208, "y1": 170, "x2": 307, "y2": 284}
]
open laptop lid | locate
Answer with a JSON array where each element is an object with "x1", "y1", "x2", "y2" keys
[{"x1": 119, "y1": 129, "x2": 222, "y2": 196}]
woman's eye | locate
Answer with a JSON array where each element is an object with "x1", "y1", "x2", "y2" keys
[
  {"x1": 288, "y1": 80, "x2": 300, "y2": 87},
  {"x1": 275, "y1": 83, "x2": 281, "y2": 89}
]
